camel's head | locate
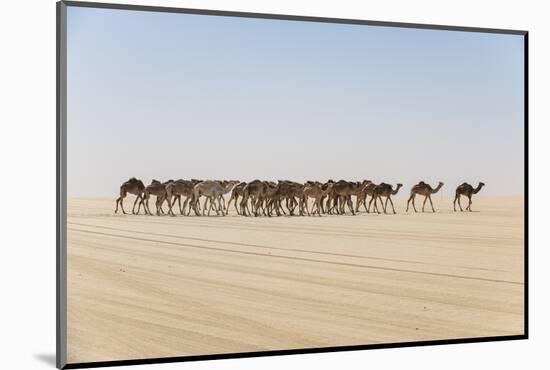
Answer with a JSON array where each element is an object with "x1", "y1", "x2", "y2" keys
[
  {"x1": 479, "y1": 182, "x2": 486, "y2": 187},
  {"x1": 396, "y1": 183, "x2": 403, "y2": 188},
  {"x1": 438, "y1": 181, "x2": 444, "y2": 187}
]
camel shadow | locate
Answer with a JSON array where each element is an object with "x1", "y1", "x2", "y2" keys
[{"x1": 34, "y1": 353, "x2": 56, "y2": 367}]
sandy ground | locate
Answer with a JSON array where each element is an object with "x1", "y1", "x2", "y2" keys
[{"x1": 66, "y1": 195, "x2": 524, "y2": 364}]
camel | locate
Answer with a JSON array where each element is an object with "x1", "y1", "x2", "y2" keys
[
  {"x1": 141, "y1": 179, "x2": 172, "y2": 216},
  {"x1": 454, "y1": 182, "x2": 485, "y2": 212},
  {"x1": 226, "y1": 182, "x2": 247, "y2": 215},
  {"x1": 165, "y1": 179, "x2": 200, "y2": 216},
  {"x1": 115, "y1": 177, "x2": 146, "y2": 214},
  {"x1": 328, "y1": 180, "x2": 361, "y2": 215},
  {"x1": 191, "y1": 180, "x2": 239, "y2": 216},
  {"x1": 369, "y1": 183, "x2": 403, "y2": 214},
  {"x1": 239, "y1": 180, "x2": 267, "y2": 217},
  {"x1": 301, "y1": 182, "x2": 334, "y2": 216},
  {"x1": 355, "y1": 181, "x2": 377, "y2": 213},
  {"x1": 285, "y1": 181, "x2": 305, "y2": 216},
  {"x1": 406, "y1": 181, "x2": 444, "y2": 213},
  {"x1": 217, "y1": 180, "x2": 240, "y2": 213}
]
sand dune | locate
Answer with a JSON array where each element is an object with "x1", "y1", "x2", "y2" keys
[{"x1": 66, "y1": 196, "x2": 524, "y2": 364}]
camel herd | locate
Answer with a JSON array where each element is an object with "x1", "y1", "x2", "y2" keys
[{"x1": 114, "y1": 178, "x2": 485, "y2": 217}]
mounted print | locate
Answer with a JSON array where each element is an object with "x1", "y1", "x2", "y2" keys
[{"x1": 57, "y1": 1, "x2": 528, "y2": 368}]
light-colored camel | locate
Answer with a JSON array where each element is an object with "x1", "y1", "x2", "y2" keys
[
  {"x1": 115, "y1": 177, "x2": 146, "y2": 214},
  {"x1": 192, "y1": 180, "x2": 239, "y2": 216},
  {"x1": 369, "y1": 183, "x2": 403, "y2": 214},
  {"x1": 165, "y1": 179, "x2": 200, "y2": 216},
  {"x1": 406, "y1": 181, "x2": 444, "y2": 213},
  {"x1": 454, "y1": 182, "x2": 485, "y2": 212},
  {"x1": 216, "y1": 180, "x2": 240, "y2": 213},
  {"x1": 301, "y1": 182, "x2": 334, "y2": 216}
]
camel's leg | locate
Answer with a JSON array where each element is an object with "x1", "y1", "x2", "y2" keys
[
  {"x1": 227, "y1": 195, "x2": 236, "y2": 215},
  {"x1": 146, "y1": 197, "x2": 154, "y2": 216},
  {"x1": 157, "y1": 196, "x2": 166, "y2": 214},
  {"x1": 457, "y1": 195, "x2": 464, "y2": 212},
  {"x1": 277, "y1": 200, "x2": 285, "y2": 216},
  {"x1": 234, "y1": 195, "x2": 241, "y2": 215},
  {"x1": 203, "y1": 197, "x2": 208, "y2": 216},
  {"x1": 135, "y1": 195, "x2": 144, "y2": 214},
  {"x1": 411, "y1": 196, "x2": 417, "y2": 212},
  {"x1": 316, "y1": 199, "x2": 323, "y2": 216},
  {"x1": 377, "y1": 196, "x2": 384, "y2": 214},
  {"x1": 119, "y1": 197, "x2": 127, "y2": 214},
  {"x1": 254, "y1": 198, "x2": 262, "y2": 217},
  {"x1": 422, "y1": 196, "x2": 428, "y2": 212},
  {"x1": 131, "y1": 195, "x2": 141, "y2": 214},
  {"x1": 190, "y1": 195, "x2": 201, "y2": 215},
  {"x1": 115, "y1": 197, "x2": 124, "y2": 214},
  {"x1": 176, "y1": 195, "x2": 182, "y2": 215},
  {"x1": 428, "y1": 195, "x2": 435, "y2": 212},
  {"x1": 453, "y1": 193, "x2": 458, "y2": 212},
  {"x1": 240, "y1": 195, "x2": 248, "y2": 216},
  {"x1": 389, "y1": 197, "x2": 396, "y2": 214},
  {"x1": 216, "y1": 196, "x2": 223, "y2": 214},
  {"x1": 139, "y1": 195, "x2": 148, "y2": 215},
  {"x1": 467, "y1": 195, "x2": 472, "y2": 212},
  {"x1": 166, "y1": 194, "x2": 175, "y2": 216},
  {"x1": 221, "y1": 196, "x2": 226, "y2": 214},
  {"x1": 367, "y1": 196, "x2": 376, "y2": 213},
  {"x1": 406, "y1": 194, "x2": 414, "y2": 212},
  {"x1": 181, "y1": 196, "x2": 188, "y2": 215},
  {"x1": 347, "y1": 196, "x2": 355, "y2": 215},
  {"x1": 155, "y1": 198, "x2": 161, "y2": 216},
  {"x1": 363, "y1": 195, "x2": 369, "y2": 212},
  {"x1": 207, "y1": 197, "x2": 214, "y2": 216},
  {"x1": 384, "y1": 196, "x2": 390, "y2": 214}
]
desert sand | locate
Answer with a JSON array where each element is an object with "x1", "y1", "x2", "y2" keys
[{"x1": 66, "y1": 195, "x2": 524, "y2": 364}]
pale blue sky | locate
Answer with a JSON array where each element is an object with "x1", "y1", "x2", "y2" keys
[{"x1": 67, "y1": 6, "x2": 524, "y2": 197}]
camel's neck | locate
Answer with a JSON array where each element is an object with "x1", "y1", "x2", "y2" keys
[
  {"x1": 431, "y1": 184, "x2": 443, "y2": 194},
  {"x1": 391, "y1": 185, "x2": 402, "y2": 195},
  {"x1": 473, "y1": 184, "x2": 484, "y2": 194}
]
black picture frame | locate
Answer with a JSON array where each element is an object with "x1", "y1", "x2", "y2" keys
[{"x1": 56, "y1": 1, "x2": 528, "y2": 368}]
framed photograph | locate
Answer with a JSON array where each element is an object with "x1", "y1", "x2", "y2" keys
[{"x1": 57, "y1": 1, "x2": 528, "y2": 368}]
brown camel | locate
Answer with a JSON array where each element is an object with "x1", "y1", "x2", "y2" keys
[
  {"x1": 355, "y1": 181, "x2": 377, "y2": 213},
  {"x1": 226, "y1": 182, "x2": 247, "y2": 215},
  {"x1": 328, "y1": 180, "x2": 361, "y2": 215},
  {"x1": 240, "y1": 180, "x2": 267, "y2": 217},
  {"x1": 369, "y1": 183, "x2": 403, "y2": 214},
  {"x1": 454, "y1": 182, "x2": 485, "y2": 212},
  {"x1": 406, "y1": 181, "x2": 444, "y2": 213},
  {"x1": 140, "y1": 179, "x2": 172, "y2": 216},
  {"x1": 115, "y1": 177, "x2": 146, "y2": 214}
]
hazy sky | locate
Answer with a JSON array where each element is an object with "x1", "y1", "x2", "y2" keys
[{"x1": 67, "y1": 6, "x2": 524, "y2": 197}]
